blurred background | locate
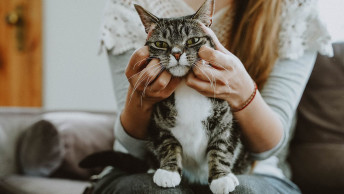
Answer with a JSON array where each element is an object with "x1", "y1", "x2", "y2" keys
[{"x1": 0, "y1": 0, "x2": 343, "y2": 112}]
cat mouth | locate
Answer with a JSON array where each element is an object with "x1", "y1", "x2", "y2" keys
[{"x1": 167, "y1": 65, "x2": 191, "y2": 77}]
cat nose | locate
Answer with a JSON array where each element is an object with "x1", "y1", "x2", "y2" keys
[
  {"x1": 172, "y1": 47, "x2": 182, "y2": 61},
  {"x1": 173, "y1": 53, "x2": 181, "y2": 60}
]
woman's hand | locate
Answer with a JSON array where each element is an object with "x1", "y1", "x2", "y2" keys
[
  {"x1": 186, "y1": 26, "x2": 255, "y2": 111},
  {"x1": 121, "y1": 46, "x2": 181, "y2": 139},
  {"x1": 125, "y1": 46, "x2": 182, "y2": 107},
  {"x1": 186, "y1": 25, "x2": 283, "y2": 153}
]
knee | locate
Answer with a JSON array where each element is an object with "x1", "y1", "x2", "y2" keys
[
  {"x1": 233, "y1": 184, "x2": 256, "y2": 194},
  {"x1": 231, "y1": 174, "x2": 264, "y2": 194},
  {"x1": 113, "y1": 173, "x2": 192, "y2": 194}
]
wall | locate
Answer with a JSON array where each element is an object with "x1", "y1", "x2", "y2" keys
[
  {"x1": 318, "y1": 0, "x2": 344, "y2": 42},
  {"x1": 43, "y1": 0, "x2": 117, "y2": 111}
]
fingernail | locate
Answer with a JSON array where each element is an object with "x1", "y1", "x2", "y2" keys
[{"x1": 200, "y1": 45, "x2": 209, "y2": 51}]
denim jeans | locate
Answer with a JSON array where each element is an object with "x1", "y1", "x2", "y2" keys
[{"x1": 92, "y1": 168, "x2": 301, "y2": 194}]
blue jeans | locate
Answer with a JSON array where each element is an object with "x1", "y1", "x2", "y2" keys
[{"x1": 92, "y1": 168, "x2": 301, "y2": 194}]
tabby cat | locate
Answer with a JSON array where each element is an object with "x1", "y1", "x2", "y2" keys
[{"x1": 134, "y1": 0, "x2": 249, "y2": 193}]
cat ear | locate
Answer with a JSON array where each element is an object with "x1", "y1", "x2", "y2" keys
[
  {"x1": 192, "y1": 0, "x2": 215, "y2": 27},
  {"x1": 134, "y1": 4, "x2": 159, "y2": 33}
]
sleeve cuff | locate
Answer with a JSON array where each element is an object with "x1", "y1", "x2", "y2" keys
[
  {"x1": 113, "y1": 113, "x2": 148, "y2": 160},
  {"x1": 249, "y1": 127, "x2": 287, "y2": 160}
]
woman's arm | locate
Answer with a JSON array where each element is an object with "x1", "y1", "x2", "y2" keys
[
  {"x1": 186, "y1": 45, "x2": 283, "y2": 153},
  {"x1": 251, "y1": 51, "x2": 317, "y2": 159},
  {"x1": 121, "y1": 46, "x2": 181, "y2": 139},
  {"x1": 186, "y1": 26, "x2": 316, "y2": 156},
  {"x1": 108, "y1": 47, "x2": 181, "y2": 159}
]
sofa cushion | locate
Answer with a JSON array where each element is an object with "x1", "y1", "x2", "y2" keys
[
  {"x1": 18, "y1": 111, "x2": 116, "y2": 180},
  {"x1": 289, "y1": 42, "x2": 344, "y2": 193},
  {"x1": 1, "y1": 175, "x2": 88, "y2": 194}
]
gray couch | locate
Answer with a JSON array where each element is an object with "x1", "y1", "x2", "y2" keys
[
  {"x1": 0, "y1": 43, "x2": 343, "y2": 194},
  {"x1": 0, "y1": 109, "x2": 116, "y2": 194}
]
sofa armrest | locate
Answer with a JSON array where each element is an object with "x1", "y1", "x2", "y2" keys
[{"x1": 0, "y1": 108, "x2": 42, "y2": 177}]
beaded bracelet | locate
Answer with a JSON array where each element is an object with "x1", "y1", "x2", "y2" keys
[{"x1": 232, "y1": 82, "x2": 258, "y2": 112}]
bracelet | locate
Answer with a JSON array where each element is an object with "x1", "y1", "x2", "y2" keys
[{"x1": 232, "y1": 81, "x2": 257, "y2": 112}]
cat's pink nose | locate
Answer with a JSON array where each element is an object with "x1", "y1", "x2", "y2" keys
[{"x1": 173, "y1": 53, "x2": 181, "y2": 60}]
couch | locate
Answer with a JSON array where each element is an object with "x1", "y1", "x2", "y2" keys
[
  {"x1": 0, "y1": 43, "x2": 343, "y2": 194},
  {"x1": 0, "y1": 109, "x2": 116, "y2": 194}
]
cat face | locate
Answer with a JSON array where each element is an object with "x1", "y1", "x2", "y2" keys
[
  {"x1": 134, "y1": 0, "x2": 215, "y2": 77},
  {"x1": 146, "y1": 20, "x2": 212, "y2": 77}
]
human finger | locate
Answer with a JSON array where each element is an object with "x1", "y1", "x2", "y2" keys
[
  {"x1": 186, "y1": 72, "x2": 214, "y2": 93},
  {"x1": 186, "y1": 72, "x2": 231, "y2": 97},
  {"x1": 126, "y1": 46, "x2": 150, "y2": 77},
  {"x1": 149, "y1": 70, "x2": 172, "y2": 92},
  {"x1": 160, "y1": 76, "x2": 182, "y2": 97},
  {"x1": 198, "y1": 46, "x2": 235, "y2": 71},
  {"x1": 132, "y1": 59, "x2": 162, "y2": 91},
  {"x1": 192, "y1": 60, "x2": 228, "y2": 85}
]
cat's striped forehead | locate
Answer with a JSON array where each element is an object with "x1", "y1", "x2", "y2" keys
[{"x1": 150, "y1": 19, "x2": 204, "y2": 41}]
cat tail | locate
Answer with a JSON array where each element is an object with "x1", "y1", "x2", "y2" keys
[{"x1": 79, "y1": 150, "x2": 150, "y2": 174}]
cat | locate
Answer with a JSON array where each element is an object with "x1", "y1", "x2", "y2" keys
[
  {"x1": 80, "y1": 0, "x2": 250, "y2": 193},
  {"x1": 134, "y1": 0, "x2": 250, "y2": 193}
]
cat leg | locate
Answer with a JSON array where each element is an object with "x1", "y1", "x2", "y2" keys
[
  {"x1": 207, "y1": 138, "x2": 240, "y2": 194},
  {"x1": 152, "y1": 129, "x2": 183, "y2": 188}
]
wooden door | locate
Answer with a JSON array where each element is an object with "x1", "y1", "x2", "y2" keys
[{"x1": 0, "y1": 0, "x2": 42, "y2": 107}]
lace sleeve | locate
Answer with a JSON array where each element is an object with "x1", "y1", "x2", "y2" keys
[
  {"x1": 99, "y1": 0, "x2": 147, "y2": 55},
  {"x1": 279, "y1": 0, "x2": 334, "y2": 59},
  {"x1": 99, "y1": 0, "x2": 193, "y2": 55}
]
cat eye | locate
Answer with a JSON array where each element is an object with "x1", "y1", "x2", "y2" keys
[
  {"x1": 186, "y1": 37, "x2": 200, "y2": 46},
  {"x1": 154, "y1": 41, "x2": 169, "y2": 49}
]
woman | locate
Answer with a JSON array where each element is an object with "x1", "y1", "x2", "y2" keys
[{"x1": 93, "y1": 0, "x2": 333, "y2": 193}]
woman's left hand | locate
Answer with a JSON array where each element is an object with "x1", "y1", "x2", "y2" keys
[{"x1": 186, "y1": 26, "x2": 255, "y2": 110}]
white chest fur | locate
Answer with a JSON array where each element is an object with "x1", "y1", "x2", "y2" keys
[{"x1": 171, "y1": 81, "x2": 212, "y2": 184}]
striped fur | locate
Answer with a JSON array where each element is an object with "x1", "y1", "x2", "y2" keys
[{"x1": 135, "y1": 0, "x2": 250, "y2": 192}]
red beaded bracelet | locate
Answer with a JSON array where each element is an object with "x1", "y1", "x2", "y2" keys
[{"x1": 232, "y1": 82, "x2": 258, "y2": 112}]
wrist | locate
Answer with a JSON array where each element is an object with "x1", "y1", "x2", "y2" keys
[
  {"x1": 127, "y1": 85, "x2": 155, "y2": 111},
  {"x1": 120, "y1": 108, "x2": 152, "y2": 139},
  {"x1": 120, "y1": 86, "x2": 154, "y2": 139},
  {"x1": 230, "y1": 80, "x2": 257, "y2": 112}
]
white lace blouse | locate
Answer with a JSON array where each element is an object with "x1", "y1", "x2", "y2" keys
[
  {"x1": 100, "y1": 0, "x2": 333, "y2": 58},
  {"x1": 99, "y1": 0, "x2": 334, "y2": 179}
]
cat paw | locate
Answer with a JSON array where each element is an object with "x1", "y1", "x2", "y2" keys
[
  {"x1": 210, "y1": 173, "x2": 239, "y2": 194},
  {"x1": 153, "y1": 169, "x2": 181, "y2": 188}
]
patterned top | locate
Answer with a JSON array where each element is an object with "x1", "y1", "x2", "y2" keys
[{"x1": 99, "y1": 0, "x2": 333, "y2": 59}]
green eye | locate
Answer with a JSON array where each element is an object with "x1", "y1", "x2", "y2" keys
[
  {"x1": 155, "y1": 41, "x2": 168, "y2": 48},
  {"x1": 186, "y1": 37, "x2": 200, "y2": 46}
]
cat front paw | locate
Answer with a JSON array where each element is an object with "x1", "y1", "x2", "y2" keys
[
  {"x1": 153, "y1": 169, "x2": 181, "y2": 188},
  {"x1": 210, "y1": 173, "x2": 239, "y2": 194}
]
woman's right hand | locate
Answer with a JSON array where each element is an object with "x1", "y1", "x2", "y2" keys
[
  {"x1": 125, "y1": 46, "x2": 182, "y2": 107},
  {"x1": 120, "y1": 46, "x2": 181, "y2": 139}
]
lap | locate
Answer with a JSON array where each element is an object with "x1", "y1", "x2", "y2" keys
[{"x1": 92, "y1": 168, "x2": 301, "y2": 194}]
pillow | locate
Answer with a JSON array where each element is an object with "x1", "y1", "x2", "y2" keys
[
  {"x1": 18, "y1": 120, "x2": 64, "y2": 177},
  {"x1": 18, "y1": 111, "x2": 116, "y2": 180}
]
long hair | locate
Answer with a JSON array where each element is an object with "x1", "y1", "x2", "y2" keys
[{"x1": 229, "y1": 0, "x2": 282, "y2": 89}]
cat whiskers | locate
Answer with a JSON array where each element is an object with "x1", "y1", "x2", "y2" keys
[
  {"x1": 140, "y1": 64, "x2": 164, "y2": 107},
  {"x1": 192, "y1": 61, "x2": 218, "y2": 97},
  {"x1": 129, "y1": 62, "x2": 162, "y2": 103},
  {"x1": 193, "y1": 58, "x2": 233, "y2": 96},
  {"x1": 202, "y1": 59, "x2": 233, "y2": 91},
  {"x1": 132, "y1": 63, "x2": 161, "y2": 95},
  {"x1": 132, "y1": 57, "x2": 155, "y2": 70},
  {"x1": 142, "y1": 65, "x2": 164, "y2": 96}
]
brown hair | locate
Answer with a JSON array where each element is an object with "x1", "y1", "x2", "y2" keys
[{"x1": 229, "y1": 0, "x2": 282, "y2": 89}]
